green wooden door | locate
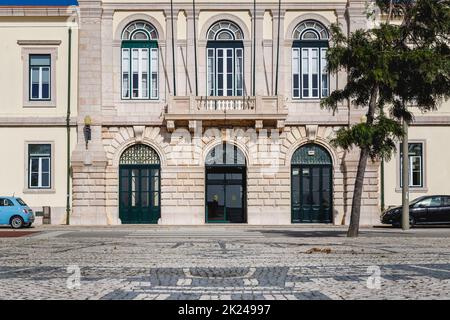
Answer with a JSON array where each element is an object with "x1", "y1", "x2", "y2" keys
[
  {"x1": 119, "y1": 165, "x2": 160, "y2": 224},
  {"x1": 118, "y1": 144, "x2": 160, "y2": 224},
  {"x1": 291, "y1": 144, "x2": 332, "y2": 223}
]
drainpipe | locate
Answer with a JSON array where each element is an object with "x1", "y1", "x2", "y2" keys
[
  {"x1": 66, "y1": 27, "x2": 72, "y2": 225},
  {"x1": 252, "y1": 0, "x2": 256, "y2": 96},
  {"x1": 170, "y1": 0, "x2": 177, "y2": 96},
  {"x1": 192, "y1": 0, "x2": 198, "y2": 96},
  {"x1": 274, "y1": 0, "x2": 281, "y2": 95}
]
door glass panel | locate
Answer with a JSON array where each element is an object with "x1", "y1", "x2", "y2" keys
[
  {"x1": 311, "y1": 167, "x2": 320, "y2": 206},
  {"x1": 207, "y1": 184, "x2": 225, "y2": 221},
  {"x1": 292, "y1": 167, "x2": 300, "y2": 205},
  {"x1": 321, "y1": 167, "x2": 331, "y2": 210},
  {"x1": 142, "y1": 192, "x2": 149, "y2": 207},
  {"x1": 120, "y1": 192, "x2": 129, "y2": 207},
  {"x1": 141, "y1": 175, "x2": 149, "y2": 192},
  {"x1": 226, "y1": 184, "x2": 243, "y2": 223},
  {"x1": 131, "y1": 169, "x2": 138, "y2": 206},
  {"x1": 301, "y1": 168, "x2": 311, "y2": 205},
  {"x1": 153, "y1": 192, "x2": 159, "y2": 207},
  {"x1": 208, "y1": 173, "x2": 225, "y2": 181}
]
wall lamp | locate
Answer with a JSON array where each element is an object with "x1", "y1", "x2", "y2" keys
[{"x1": 84, "y1": 115, "x2": 92, "y2": 149}]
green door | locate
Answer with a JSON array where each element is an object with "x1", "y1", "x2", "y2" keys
[
  {"x1": 292, "y1": 144, "x2": 332, "y2": 223},
  {"x1": 118, "y1": 144, "x2": 161, "y2": 224}
]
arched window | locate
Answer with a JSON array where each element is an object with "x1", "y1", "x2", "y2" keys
[
  {"x1": 206, "y1": 21, "x2": 244, "y2": 97},
  {"x1": 121, "y1": 21, "x2": 159, "y2": 100},
  {"x1": 205, "y1": 143, "x2": 246, "y2": 165},
  {"x1": 292, "y1": 20, "x2": 329, "y2": 99}
]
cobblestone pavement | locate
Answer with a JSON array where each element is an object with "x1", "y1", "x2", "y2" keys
[{"x1": 0, "y1": 225, "x2": 449, "y2": 300}]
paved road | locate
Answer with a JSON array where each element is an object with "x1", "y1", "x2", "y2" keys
[{"x1": 0, "y1": 225, "x2": 449, "y2": 300}]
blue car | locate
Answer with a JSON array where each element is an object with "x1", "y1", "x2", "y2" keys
[{"x1": 0, "y1": 197, "x2": 35, "y2": 229}]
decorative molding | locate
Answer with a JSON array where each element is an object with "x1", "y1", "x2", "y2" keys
[
  {"x1": 0, "y1": 7, "x2": 77, "y2": 17},
  {"x1": 306, "y1": 124, "x2": 318, "y2": 141},
  {"x1": 21, "y1": 47, "x2": 58, "y2": 108},
  {"x1": 0, "y1": 117, "x2": 76, "y2": 127},
  {"x1": 133, "y1": 125, "x2": 146, "y2": 142},
  {"x1": 17, "y1": 40, "x2": 62, "y2": 46},
  {"x1": 255, "y1": 120, "x2": 263, "y2": 132}
]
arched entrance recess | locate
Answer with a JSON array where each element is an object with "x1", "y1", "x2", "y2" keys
[
  {"x1": 291, "y1": 143, "x2": 332, "y2": 223},
  {"x1": 205, "y1": 143, "x2": 247, "y2": 223},
  {"x1": 119, "y1": 144, "x2": 160, "y2": 224}
]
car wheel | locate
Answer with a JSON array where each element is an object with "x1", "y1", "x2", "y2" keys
[
  {"x1": 10, "y1": 216, "x2": 24, "y2": 229},
  {"x1": 409, "y1": 217, "x2": 416, "y2": 228}
]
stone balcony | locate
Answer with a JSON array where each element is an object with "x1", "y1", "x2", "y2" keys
[{"x1": 165, "y1": 95, "x2": 288, "y2": 131}]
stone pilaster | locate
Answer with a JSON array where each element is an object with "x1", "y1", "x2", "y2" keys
[
  {"x1": 185, "y1": 9, "x2": 199, "y2": 96},
  {"x1": 165, "y1": 8, "x2": 178, "y2": 96},
  {"x1": 271, "y1": 8, "x2": 285, "y2": 96},
  {"x1": 253, "y1": 8, "x2": 265, "y2": 96},
  {"x1": 71, "y1": 0, "x2": 108, "y2": 225}
]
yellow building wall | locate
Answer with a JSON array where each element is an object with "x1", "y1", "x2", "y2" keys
[
  {"x1": 384, "y1": 125, "x2": 450, "y2": 207},
  {"x1": 0, "y1": 127, "x2": 77, "y2": 224},
  {"x1": 0, "y1": 17, "x2": 78, "y2": 117}
]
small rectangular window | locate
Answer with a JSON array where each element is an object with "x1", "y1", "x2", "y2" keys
[
  {"x1": 301, "y1": 48, "x2": 309, "y2": 98},
  {"x1": 28, "y1": 144, "x2": 51, "y2": 189},
  {"x1": 29, "y1": 54, "x2": 51, "y2": 101},
  {"x1": 150, "y1": 48, "x2": 158, "y2": 99},
  {"x1": 207, "y1": 49, "x2": 215, "y2": 96},
  {"x1": 292, "y1": 48, "x2": 300, "y2": 98},
  {"x1": 400, "y1": 142, "x2": 424, "y2": 188},
  {"x1": 321, "y1": 48, "x2": 329, "y2": 97},
  {"x1": 235, "y1": 48, "x2": 243, "y2": 96},
  {"x1": 121, "y1": 48, "x2": 130, "y2": 98}
]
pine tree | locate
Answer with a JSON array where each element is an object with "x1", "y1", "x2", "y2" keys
[{"x1": 322, "y1": 0, "x2": 450, "y2": 237}]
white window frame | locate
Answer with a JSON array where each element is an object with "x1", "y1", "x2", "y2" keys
[
  {"x1": 121, "y1": 47, "x2": 158, "y2": 100},
  {"x1": 207, "y1": 47, "x2": 243, "y2": 97},
  {"x1": 30, "y1": 63, "x2": 51, "y2": 101},
  {"x1": 28, "y1": 145, "x2": 51, "y2": 189},
  {"x1": 21, "y1": 46, "x2": 58, "y2": 108},
  {"x1": 293, "y1": 47, "x2": 328, "y2": 99},
  {"x1": 400, "y1": 142, "x2": 424, "y2": 188}
]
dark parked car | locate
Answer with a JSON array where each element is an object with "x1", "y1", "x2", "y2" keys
[{"x1": 381, "y1": 195, "x2": 450, "y2": 227}]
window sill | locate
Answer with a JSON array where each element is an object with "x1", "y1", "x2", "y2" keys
[
  {"x1": 290, "y1": 99, "x2": 323, "y2": 103},
  {"x1": 23, "y1": 188, "x2": 56, "y2": 194},
  {"x1": 395, "y1": 187, "x2": 428, "y2": 193},
  {"x1": 23, "y1": 101, "x2": 56, "y2": 108},
  {"x1": 120, "y1": 99, "x2": 160, "y2": 102}
]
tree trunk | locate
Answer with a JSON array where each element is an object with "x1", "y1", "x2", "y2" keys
[
  {"x1": 347, "y1": 147, "x2": 370, "y2": 237},
  {"x1": 347, "y1": 84, "x2": 378, "y2": 238}
]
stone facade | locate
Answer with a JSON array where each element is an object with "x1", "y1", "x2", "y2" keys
[{"x1": 69, "y1": 0, "x2": 381, "y2": 226}]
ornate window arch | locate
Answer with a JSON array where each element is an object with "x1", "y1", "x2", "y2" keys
[
  {"x1": 206, "y1": 21, "x2": 244, "y2": 97},
  {"x1": 291, "y1": 20, "x2": 329, "y2": 99},
  {"x1": 121, "y1": 20, "x2": 159, "y2": 100},
  {"x1": 293, "y1": 20, "x2": 329, "y2": 41},
  {"x1": 207, "y1": 20, "x2": 244, "y2": 41},
  {"x1": 120, "y1": 144, "x2": 160, "y2": 165}
]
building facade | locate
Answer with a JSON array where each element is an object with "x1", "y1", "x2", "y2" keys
[
  {"x1": 1, "y1": 0, "x2": 448, "y2": 226},
  {"x1": 0, "y1": 1, "x2": 78, "y2": 224}
]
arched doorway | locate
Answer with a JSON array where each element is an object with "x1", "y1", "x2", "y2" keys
[
  {"x1": 291, "y1": 143, "x2": 332, "y2": 223},
  {"x1": 119, "y1": 144, "x2": 160, "y2": 224},
  {"x1": 205, "y1": 143, "x2": 246, "y2": 223}
]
